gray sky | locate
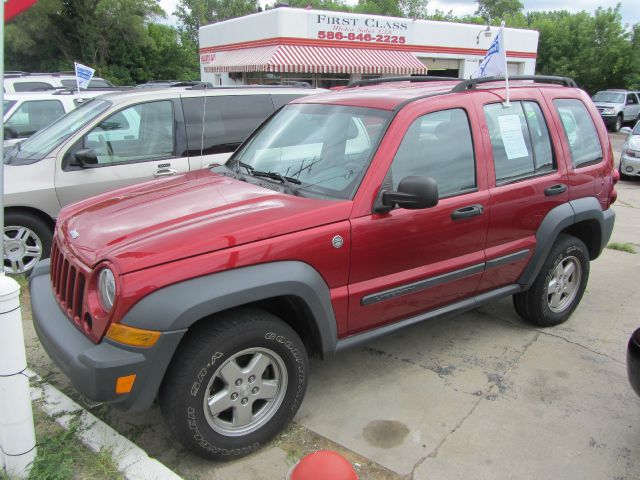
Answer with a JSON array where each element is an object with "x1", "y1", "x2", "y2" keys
[{"x1": 157, "y1": 1, "x2": 639, "y2": 27}]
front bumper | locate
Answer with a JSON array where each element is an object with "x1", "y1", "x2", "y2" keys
[
  {"x1": 600, "y1": 114, "x2": 619, "y2": 127},
  {"x1": 620, "y1": 153, "x2": 640, "y2": 177},
  {"x1": 627, "y1": 328, "x2": 640, "y2": 397},
  {"x1": 30, "y1": 260, "x2": 186, "y2": 411}
]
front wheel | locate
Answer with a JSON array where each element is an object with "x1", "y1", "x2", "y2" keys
[
  {"x1": 513, "y1": 234, "x2": 589, "y2": 327},
  {"x1": 4, "y1": 212, "x2": 52, "y2": 275},
  {"x1": 160, "y1": 308, "x2": 309, "y2": 460},
  {"x1": 613, "y1": 114, "x2": 623, "y2": 132}
]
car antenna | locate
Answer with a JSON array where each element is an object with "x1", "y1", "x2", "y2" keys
[{"x1": 200, "y1": 82, "x2": 208, "y2": 165}]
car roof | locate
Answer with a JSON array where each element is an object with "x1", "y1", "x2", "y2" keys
[
  {"x1": 291, "y1": 79, "x2": 576, "y2": 111},
  {"x1": 95, "y1": 86, "x2": 327, "y2": 104}
]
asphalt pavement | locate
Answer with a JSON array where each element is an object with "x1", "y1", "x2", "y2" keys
[{"x1": 21, "y1": 131, "x2": 640, "y2": 480}]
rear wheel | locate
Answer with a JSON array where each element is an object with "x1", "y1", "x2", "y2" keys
[
  {"x1": 513, "y1": 234, "x2": 589, "y2": 327},
  {"x1": 160, "y1": 308, "x2": 309, "y2": 460},
  {"x1": 4, "y1": 212, "x2": 52, "y2": 275}
]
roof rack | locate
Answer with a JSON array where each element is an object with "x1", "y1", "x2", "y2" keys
[
  {"x1": 51, "y1": 86, "x2": 133, "y2": 95},
  {"x1": 451, "y1": 75, "x2": 578, "y2": 92},
  {"x1": 346, "y1": 76, "x2": 460, "y2": 89}
]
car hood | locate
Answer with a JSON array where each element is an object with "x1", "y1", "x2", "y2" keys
[
  {"x1": 56, "y1": 169, "x2": 352, "y2": 273},
  {"x1": 593, "y1": 102, "x2": 621, "y2": 108}
]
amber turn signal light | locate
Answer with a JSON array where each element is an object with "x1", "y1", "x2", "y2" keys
[
  {"x1": 115, "y1": 374, "x2": 137, "y2": 394},
  {"x1": 105, "y1": 323, "x2": 161, "y2": 347}
]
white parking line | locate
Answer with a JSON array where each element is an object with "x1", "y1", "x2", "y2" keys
[{"x1": 26, "y1": 370, "x2": 183, "y2": 480}]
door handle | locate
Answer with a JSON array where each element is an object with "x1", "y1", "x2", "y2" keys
[
  {"x1": 451, "y1": 204, "x2": 484, "y2": 220},
  {"x1": 544, "y1": 184, "x2": 567, "y2": 196},
  {"x1": 154, "y1": 168, "x2": 178, "y2": 178}
]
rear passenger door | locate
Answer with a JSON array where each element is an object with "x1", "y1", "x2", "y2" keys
[
  {"x1": 181, "y1": 94, "x2": 275, "y2": 170},
  {"x1": 348, "y1": 102, "x2": 490, "y2": 334},
  {"x1": 55, "y1": 99, "x2": 190, "y2": 207},
  {"x1": 477, "y1": 94, "x2": 569, "y2": 293}
]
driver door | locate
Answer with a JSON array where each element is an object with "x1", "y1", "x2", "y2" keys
[{"x1": 55, "y1": 99, "x2": 190, "y2": 207}]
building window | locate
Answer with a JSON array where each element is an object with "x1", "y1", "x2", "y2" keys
[{"x1": 317, "y1": 73, "x2": 350, "y2": 89}]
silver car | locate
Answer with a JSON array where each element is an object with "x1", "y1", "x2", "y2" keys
[
  {"x1": 620, "y1": 122, "x2": 640, "y2": 180},
  {"x1": 592, "y1": 90, "x2": 640, "y2": 132},
  {"x1": 3, "y1": 86, "x2": 325, "y2": 274}
]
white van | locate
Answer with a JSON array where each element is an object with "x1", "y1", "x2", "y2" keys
[
  {"x1": 4, "y1": 86, "x2": 325, "y2": 274},
  {"x1": 4, "y1": 72, "x2": 114, "y2": 93}
]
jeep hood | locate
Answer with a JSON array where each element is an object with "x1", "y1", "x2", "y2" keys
[{"x1": 56, "y1": 169, "x2": 352, "y2": 273}]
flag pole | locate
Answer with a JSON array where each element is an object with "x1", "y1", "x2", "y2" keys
[
  {"x1": 501, "y1": 21, "x2": 510, "y2": 107},
  {"x1": 1, "y1": 2, "x2": 6, "y2": 274}
]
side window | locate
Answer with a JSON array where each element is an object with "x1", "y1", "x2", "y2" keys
[
  {"x1": 271, "y1": 94, "x2": 306, "y2": 110},
  {"x1": 484, "y1": 101, "x2": 554, "y2": 183},
  {"x1": 13, "y1": 81, "x2": 55, "y2": 92},
  {"x1": 553, "y1": 99, "x2": 603, "y2": 168},
  {"x1": 6, "y1": 100, "x2": 65, "y2": 137},
  {"x1": 628, "y1": 93, "x2": 639, "y2": 105},
  {"x1": 182, "y1": 95, "x2": 274, "y2": 156},
  {"x1": 390, "y1": 108, "x2": 476, "y2": 198},
  {"x1": 83, "y1": 100, "x2": 174, "y2": 165},
  {"x1": 61, "y1": 79, "x2": 77, "y2": 89}
]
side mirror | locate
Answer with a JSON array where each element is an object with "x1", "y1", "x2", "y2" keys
[
  {"x1": 74, "y1": 148, "x2": 99, "y2": 168},
  {"x1": 374, "y1": 176, "x2": 438, "y2": 213},
  {"x1": 620, "y1": 127, "x2": 632, "y2": 134},
  {"x1": 4, "y1": 126, "x2": 18, "y2": 139}
]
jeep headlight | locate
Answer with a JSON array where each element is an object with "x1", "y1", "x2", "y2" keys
[
  {"x1": 98, "y1": 268, "x2": 116, "y2": 311},
  {"x1": 602, "y1": 108, "x2": 615, "y2": 115}
]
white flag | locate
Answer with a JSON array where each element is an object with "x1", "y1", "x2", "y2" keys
[
  {"x1": 472, "y1": 23, "x2": 507, "y2": 78},
  {"x1": 74, "y1": 62, "x2": 95, "y2": 90}
]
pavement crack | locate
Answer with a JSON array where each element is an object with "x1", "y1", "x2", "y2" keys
[
  {"x1": 532, "y1": 328, "x2": 623, "y2": 365},
  {"x1": 410, "y1": 333, "x2": 540, "y2": 478}
]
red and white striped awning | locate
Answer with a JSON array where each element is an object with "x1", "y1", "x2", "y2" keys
[{"x1": 202, "y1": 45, "x2": 427, "y2": 75}]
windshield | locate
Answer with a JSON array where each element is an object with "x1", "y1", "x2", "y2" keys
[
  {"x1": 228, "y1": 104, "x2": 391, "y2": 200},
  {"x1": 3, "y1": 100, "x2": 16, "y2": 115},
  {"x1": 5, "y1": 99, "x2": 111, "y2": 164},
  {"x1": 633, "y1": 122, "x2": 640, "y2": 135},
  {"x1": 592, "y1": 91, "x2": 625, "y2": 103}
]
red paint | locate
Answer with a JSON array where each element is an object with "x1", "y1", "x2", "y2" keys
[{"x1": 4, "y1": 0, "x2": 38, "y2": 21}]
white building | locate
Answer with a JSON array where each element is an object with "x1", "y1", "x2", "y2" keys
[{"x1": 199, "y1": 7, "x2": 539, "y2": 88}]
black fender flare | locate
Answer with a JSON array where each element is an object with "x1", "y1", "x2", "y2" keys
[
  {"x1": 121, "y1": 261, "x2": 339, "y2": 356},
  {"x1": 518, "y1": 197, "x2": 615, "y2": 288}
]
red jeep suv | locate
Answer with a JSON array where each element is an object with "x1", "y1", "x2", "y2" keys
[{"x1": 30, "y1": 76, "x2": 617, "y2": 460}]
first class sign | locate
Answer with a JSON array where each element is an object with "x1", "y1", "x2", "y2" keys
[{"x1": 309, "y1": 12, "x2": 414, "y2": 46}]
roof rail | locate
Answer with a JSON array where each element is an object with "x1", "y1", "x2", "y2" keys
[
  {"x1": 346, "y1": 75, "x2": 460, "y2": 89},
  {"x1": 451, "y1": 75, "x2": 578, "y2": 92}
]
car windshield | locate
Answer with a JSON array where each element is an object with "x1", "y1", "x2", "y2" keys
[
  {"x1": 633, "y1": 122, "x2": 640, "y2": 135},
  {"x1": 4, "y1": 98, "x2": 111, "y2": 164},
  {"x1": 592, "y1": 92, "x2": 625, "y2": 103},
  {"x1": 228, "y1": 103, "x2": 391, "y2": 200},
  {"x1": 3, "y1": 100, "x2": 16, "y2": 115}
]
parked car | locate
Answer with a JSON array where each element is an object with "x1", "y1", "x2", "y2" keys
[
  {"x1": 628, "y1": 328, "x2": 640, "y2": 397},
  {"x1": 29, "y1": 76, "x2": 617, "y2": 461},
  {"x1": 4, "y1": 72, "x2": 114, "y2": 93},
  {"x1": 591, "y1": 89, "x2": 640, "y2": 132},
  {"x1": 3, "y1": 90, "x2": 117, "y2": 147},
  {"x1": 4, "y1": 86, "x2": 325, "y2": 274},
  {"x1": 619, "y1": 122, "x2": 640, "y2": 180}
]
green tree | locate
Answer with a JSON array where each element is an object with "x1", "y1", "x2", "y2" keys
[
  {"x1": 475, "y1": 0, "x2": 523, "y2": 22},
  {"x1": 175, "y1": 0, "x2": 260, "y2": 45}
]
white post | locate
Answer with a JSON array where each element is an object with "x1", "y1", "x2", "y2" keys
[{"x1": 0, "y1": 276, "x2": 36, "y2": 478}]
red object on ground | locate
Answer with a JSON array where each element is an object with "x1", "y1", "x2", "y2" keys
[
  {"x1": 289, "y1": 451, "x2": 358, "y2": 480},
  {"x1": 5, "y1": 0, "x2": 38, "y2": 22}
]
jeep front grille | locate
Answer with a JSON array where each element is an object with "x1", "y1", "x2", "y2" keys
[{"x1": 50, "y1": 240, "x2": 87, "y2": 324}]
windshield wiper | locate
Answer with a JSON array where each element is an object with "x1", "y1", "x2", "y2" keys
[{"x1": 251, "y1": 170, "x2": 302, "y2": 195}]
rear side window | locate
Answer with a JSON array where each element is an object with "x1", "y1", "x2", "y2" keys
[
  {"x1": 182, "y1": 95, "x2": 274, "y2": 156},
  {"x1": 6, "y1": 100, "x2": 65, "y2": 137},
  {"x1": 554, "y1": 99, "x2": 603, "y2": 168},
  {"x1": 390, "y1": 108, "x2": 476, "y2": 198},
  {"x1": 13, "y1": 81, "x2": 55, "y2": 92},
  {"x1": 271, "y1": 94, "x2": 306, "y2": 110},
  {"x1": 484, "y1": 101, "x2": 554, "y2": 183}
]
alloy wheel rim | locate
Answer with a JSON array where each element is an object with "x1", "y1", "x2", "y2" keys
[
  {"x1": 546, "y1": 255, "x2": 582, "y2": 313},
  {"x1": 4, "y1": 225, "x2": 43, "y2": 274},
  {"x1": 203, "y1": 347, "x2": 288, "y2": 437}
]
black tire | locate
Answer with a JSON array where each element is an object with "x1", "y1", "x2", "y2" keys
[
  {"x1": 4, "y1": 211, "x2": 53, "y2": 275},
  {"x1": 160, "y1": 308, "x2": 309, "y2": 460},
  {"x1": 612, "y1": 114, "x2": 623, "y2": 132},
  {"x1": 513, "y1": 234, "x2": 589, "y2": 327}
]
